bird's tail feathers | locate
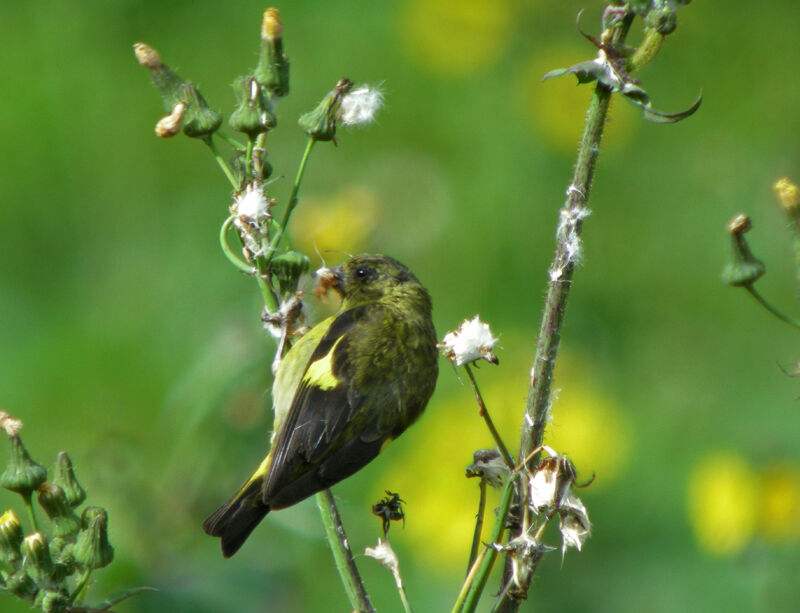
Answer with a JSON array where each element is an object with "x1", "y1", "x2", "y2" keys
[{"x1": 202, "y1": 477, "x2": 270, "y2": 558}]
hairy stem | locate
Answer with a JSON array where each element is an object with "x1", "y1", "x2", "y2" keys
[
  {"x1": 316, "y1": 489, "x2": 375, "y2": 613},
  {"x1": 498, "y1": 11, "x2": 636, "y2": 612}
]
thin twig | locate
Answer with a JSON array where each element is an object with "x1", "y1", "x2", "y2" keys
[
  {"x1": 745, "y1": 285, "x2": 800, "y2": 330},
  {"x1": 466, "y1": 479, "x2": 487, "y2": 574},
  {"x1": 464, "y1": 364, "x2": 515, "y2": 470},
  {"x1": 316, "y1": 489, "x2": 375, "y2": 613}
]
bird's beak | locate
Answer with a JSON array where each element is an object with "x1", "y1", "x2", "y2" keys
[{"x1": 313, "y1": 265, "x2": 345, "y2": 299}]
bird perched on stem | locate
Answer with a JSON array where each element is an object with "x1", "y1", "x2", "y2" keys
[{"x1": 203, "y1": 254, "x2": 438, "y2": 557}]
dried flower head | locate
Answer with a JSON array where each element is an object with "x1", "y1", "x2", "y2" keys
[
  {"x1": 774, "y1": 177, "x2": 800, "y2": 213},
  {"x1": 466, "y1": 449, "x2": 508, "y2": 488},
  {"x1": 439, "y1": 316, "x2": 499, "y2": 366},
  {"x1": 133, "y1": 42, "x2": 161, "y2": 68},
  {"x1": 0, "y1": 411, "x2": 23, "y2": 438}
]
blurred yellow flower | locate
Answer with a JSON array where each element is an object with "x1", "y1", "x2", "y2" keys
[
  {"x1": 398, "y1": 0, "x2": 513, "y2": 76},
  {"x1": 517, "y1": 47, "x2": 635, "y2": 154},
  {"x1": 687, "y1": 452, "x2": 758, "y2": 556},
  {"x1": 758, "y1": 462, "x2": 800, "y2": 543},
  {"x1": 544, "y1": 384, "x2": 630, "y2": 487},
  {"x1": 290, "y1": 185, "x2": 379, "y2": 255},
  {"x1": 376, "y1": 348, "x2": 628, "y2": 571}
]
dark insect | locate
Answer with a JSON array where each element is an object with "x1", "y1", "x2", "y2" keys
[{"x1": 372, "y1": 490, "x2": 405, "y2": 536}]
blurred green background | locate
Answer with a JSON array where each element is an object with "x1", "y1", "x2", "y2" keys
[{"x1": 2, "y1": 1, "x2": 800, "y2": 611}]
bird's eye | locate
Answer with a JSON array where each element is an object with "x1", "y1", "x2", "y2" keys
[{"x1": 355, "y1": 267, "x2": 369, "y2": 279}]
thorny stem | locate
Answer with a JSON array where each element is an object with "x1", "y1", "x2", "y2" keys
[
  {"x1": 499, "y1": 10, "x2": 637, "y2": 612},
  {"x1": 466, "y1": 479, "x2": 488, "y2": 574},
  {"x1": 745, "y1": 285, "x2": 800, "y2": 330},
  {"x1": 268, "y1": 137, "x2": 316, "y2": 260},
  {"x1": 316, "y1": 489, "x2": 375, "y2": 613},
  {"x1": 464, "y1": 365, "x2": 515, "y2": 470}
]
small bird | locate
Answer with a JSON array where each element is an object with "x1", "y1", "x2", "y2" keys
[{"x1": 203, "y1": 254, "x2": 439, "y2": 557}]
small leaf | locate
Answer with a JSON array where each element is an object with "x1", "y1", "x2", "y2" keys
[
  {"x1": 91, "y1": 586, "x2": 157, "y2": 611},
  {"x1": 641, "y1": 91, "x2": 703, "y2": 124}
]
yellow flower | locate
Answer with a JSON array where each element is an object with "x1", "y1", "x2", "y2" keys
[
  {"x1": 398, "y1": 0, "x2": 513, "y2": 76},
  {"x1": 290, "y1": 185, "x2": 379, "y2": 255},
  {"x1": 687, "y1": 452, "x2": 758, "y2": 556},
  {"x1": 758, "y1": 462, "x2": 800, "y2": 543}
]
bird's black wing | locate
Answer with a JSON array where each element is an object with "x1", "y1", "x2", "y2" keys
[{"x1": 262, "y1": 304, "x2": 404, "y2": 509}]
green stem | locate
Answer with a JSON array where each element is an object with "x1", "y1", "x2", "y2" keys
[
  {"x1": 451, "y1": 545, "x2": 488, "y2": 613},
  {"x1": 316, "y1": 489, "x2": 374, "y2": 613},
  {"x1": 69, "y1": 569, "x2": 92, "y2": 605},
  {"x1": 205, "y1": 136, "x2": 239, "y2": 189},
  {"x1": 466, "y1": 479, "x2": 488, "y2": 574},
  {"x1": 268, "y1": 137, "x2": 316, "y2": 260},
  {"x1": 461, "y1": 478, "x2": 515, "y2": 613},
  {"x1": 219, "y1": 216, "x2": 257, "y2": 274},
  {"x1": 745, "y1": 285, "x2": 800, "y2": 330},
  {"x1": 502, "y1": 11, "x2": 636, "y2": 612},
  {"x1": 397, "y1": 580, "x2": 414, "y2": 613},
  {"x1": 464, "y1": 365, "x2": 515, "y2": 470},
  {"x1": 22, "y1": 493, "x2": 38, "y2": 533},
  {"x1": 628, "y1": 27, "x2": 664, "y2": 73}
]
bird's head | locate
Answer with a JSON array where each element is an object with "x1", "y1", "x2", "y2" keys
[{"x1": 321, "y1": 254, "x2": 431, "y2": 312}]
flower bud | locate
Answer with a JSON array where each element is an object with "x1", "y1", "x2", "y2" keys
[
  {"x1": 133, "y1": 42, "x2": 185, "y2": 111},
  {"x1": 774, "y1": 177, "x2": 800, "y2": 219},
  {"x1": 255, "y1": 8, "x2": 290, "y2": 100},
  {"x1": 229, "y1": 76, "x2": 277, "y2": 137},
  {"x1": 722, "y1": 214, "x2": 765, "y2": 287},
  {"x1": 180, "y1": 83, "x2": 223, "y2": 139},
  {"x1": 645, "y1": 5, "x2": 677, "y2": 35},
  {"x1": 298, "y1": 78, "x2": 353, "y2": 141},
  {"x1": 0, "y1": 509, "x2": 24, "y2": 563},
  {"x1": 0, "y1": 431, "x2": 47, "y2": 497},
  {"x1": 6, "y1": 568, "x2": 38, "y2": 600},
  {"x1": 37, "y1": 483, "x2": 82, "y2": 539},
  {"x1": 272, "y1": 251, "x2": 310, "y2": 297},
  {"x1": 73, "y1": 507, "x2": 114, "y2": 570},
  {"x1": 39, "y1": 589, "x2": 69, "y2": 613},
  {"x1": 52, "y1": 451, "x2": 86, "y2": 508},
  {"x1": 23, "y1": 532, "x2": 54, "y2": 585},
  {"x1": 155, "y1": 102, "x2": 186, "y2": 138}
]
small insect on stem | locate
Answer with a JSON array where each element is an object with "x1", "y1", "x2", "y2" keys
[{"x1": 372, "y1": 491, "x2": 406, "y2": 537}]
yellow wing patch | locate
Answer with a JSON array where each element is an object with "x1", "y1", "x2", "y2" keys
[{"x1": 302, "y1": 336, "x2": 343, "y2": 391}]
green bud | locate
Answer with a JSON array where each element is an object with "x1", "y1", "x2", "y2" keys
[
  {"x1": 645, "y1": 5, "x2": 677, "y2": 35},
  {"x1": 255, "y1": 8, "x2": 290, "y2": 100},
  {"x1": 229, "y1": 76, "x2": 277, "y2": 137},
  {"x1": 272, "y1": 251, "x2": 311, "y2": 296},
  {"x1": 722, "y1": 214, "x2": 766, "y2": 287},
  {"x1": 39, "y1": 589, "x2": 69, "y2": 613},
  {"x1": 37, "y1": 483, "x2": 82, "y2": 539},
  {"x1": 133, "y1": 43, "x2": 185, "y2": 112},
  {"x1": 22, "y1": 532, "x2": 54, "y2": 585},
  {"x1": 298, "y1": 78, "x2": 353, "y2": 141},
  {"x1": 0, "y1": 509, "x2": 24, "y2": 563},
  {"x1": 52, "y1": 452, "x2": 86, "y2": 508},
  {"x1": 180, "y1": 83, "x2": 223, "y2": 139},
  {"x1": 73, "y1": 507, "x2": 114, "y2": 570},
  {"x1": 0, "y1": 433, "x2": 47, "y2": 497},
  {"x1": 6, "y1": 568, "x2": 38, "y2": 600}
]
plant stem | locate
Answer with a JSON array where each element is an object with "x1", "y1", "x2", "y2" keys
[
  {"x1": 745, "y1": 285, "x2": 800, "y2": 330},
  {"x1": 451, "y1": 545, "x2": 489, "y2": 613},
  {"x1": 396, "y1": 578, "x2": 414, "y2": 613},
  {"x1": 499, "y1": 11, "x2": 636, "y2": 612},
  {"x1": 69, "y1": 569, "x2": 92, "y2": 605},
  {"x1": 205, "y1": 136, "x2": 239, "y2": 189},
  {"x1": 466, "y1": 479, "x2": 488, "y2": 574},
  {"x1": 464, "y1": 365, "x2": 515, "y2": 470},
  {"x1": 268, "y1": 137, "x2": 316, "y2": 259},
  {"x1": 316, "y1": 489, "x2": 375, "y2": 613},
  {"x1": 461, "y1": 478, "x2": 515, "y2": 613},
  {"x1": 219, "y1": 216, "x2": 257, "y2": 275},
  {"x1": 22, "y1": 493, "x2": 38, "y2": 533}
]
